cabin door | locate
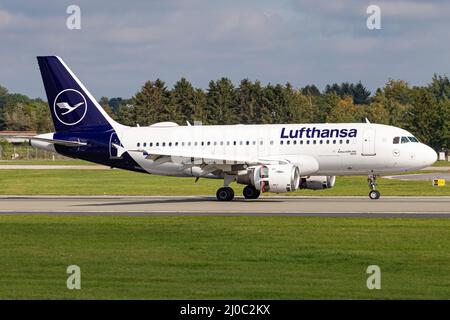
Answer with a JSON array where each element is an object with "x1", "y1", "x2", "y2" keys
[{"x1": 361, "y1": 128, "x2": 376, "y2": 156}]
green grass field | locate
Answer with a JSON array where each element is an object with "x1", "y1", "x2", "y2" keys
[
  {"x1": 0, "y1": 215, "x2": 449, "y2": 299},
  {"x1": 0, "y1": 165, "x2": 448, "y2": 300},
  {"x1": 433, "y1": 160, "x2": 450, "y2": 167},
  {"x1": 0, "y1": 169, "x2": 448, "y2": 196},
  {"x1": 0, "y1": 159, "x2": 94, "y2": 165}
]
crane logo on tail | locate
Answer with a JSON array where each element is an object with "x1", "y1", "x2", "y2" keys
[{"x1": 53, "y1": 89, "x2": 87, "y2": 125}]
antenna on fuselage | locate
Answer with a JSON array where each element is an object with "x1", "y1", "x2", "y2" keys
[{"x1": 365, "y1": 118, "x2": 371, "y2": 124}]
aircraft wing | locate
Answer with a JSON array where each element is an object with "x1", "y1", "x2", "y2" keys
[
  {"x1": 129, "y1": 149, "x2": 261, "y2": 166},
  {"x1": 126, "y1": 149, "x2": 320, "y2": 175}
]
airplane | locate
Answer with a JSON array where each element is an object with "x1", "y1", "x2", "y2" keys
[{"x1": 29, "y1": 56, "x2": 437, "y2": 201}]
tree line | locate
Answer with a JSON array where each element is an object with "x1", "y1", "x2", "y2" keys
[{"x1": 0, "y1": 75, "x2": 449, "y2": 150}]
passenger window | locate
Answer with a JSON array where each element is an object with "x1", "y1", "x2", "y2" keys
[
  {"x1": 137, "y1": 142, "x2": 140, "y2": 147},
  {"x1": 401, "y1": 137, "x2": 409, "y2": 144},
  {"x1": 393, "y1": 137, "x2": 400, "y2": 144}
]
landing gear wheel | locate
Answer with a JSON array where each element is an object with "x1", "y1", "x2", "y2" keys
[
  {"x1": 369, "y1": 190, "x2": 381, "y2": 200},
  {"x1": 216, "y1": 187, "x2": 234, "y2": 201},
  {"x1": 367, "y1": 174, "x2": 380, "y2": 200},
  {"x1": 243, "y1": 185, "x2": 261, "y2": 199}
]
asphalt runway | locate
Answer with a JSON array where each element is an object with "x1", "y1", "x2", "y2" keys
[
  {"x1": 0, "y1": 196, "x2": 449, "y2": 218},
  {"x1": 385, "y1": 173, "x2": 450, "y2": 181}
]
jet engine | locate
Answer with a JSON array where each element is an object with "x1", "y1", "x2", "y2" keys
[
  {"x1": 242, "y1": 164, "x2": 301, "y2": 193},
  {"x1": 299, "y1": 176, "x2": 336, "y2": 190}
]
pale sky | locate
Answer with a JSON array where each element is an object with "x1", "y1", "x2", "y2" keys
[{"x1": 1, "y1": 0, "x2": 449, "y2": 99}]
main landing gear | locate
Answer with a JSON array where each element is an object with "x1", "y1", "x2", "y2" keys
[
  {"x1": 216, "y1": 185, "x2": 261, "y2": 201},
  {"x1": 216, "y1": 174, "x2": 235, "y2": 201},
  {"x1": 216, "y1": 174, "x2": 261, "y2": 201},
  {"x1": 216, "y1": 187, "x2": 234, "y2": 201},
  {"x1": 243, "y1": 185, "x2": 261, "y2": 199},
  {"x1": 368, "y1": 174, "x2": 381, "y2": 200}
]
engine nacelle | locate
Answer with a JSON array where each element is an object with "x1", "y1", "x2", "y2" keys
[
  {"x1": 299, "y1": 176, "x2": 336, "y2": 190},
  {"x1": 249, "y1": 164, "x2": 300, "y2": 193}
]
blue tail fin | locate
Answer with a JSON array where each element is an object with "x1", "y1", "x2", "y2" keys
[{"x1": 37, "y1": 56, "x2": 116, "y2": 132}]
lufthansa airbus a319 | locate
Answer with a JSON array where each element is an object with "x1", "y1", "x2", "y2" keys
[{"x1": 29, "y1": 56, "x2": 437, "y2": 201}]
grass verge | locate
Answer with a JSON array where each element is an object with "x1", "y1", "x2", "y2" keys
[
  {"x1": 0, "y1": 169, "x2": 448, "y2": 196},
  {"x1": 0, "y1": 215, "x2": 449, "y2": 299}
]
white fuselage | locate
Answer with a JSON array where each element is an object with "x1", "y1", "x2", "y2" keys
[{"x1": 114, "y1": 122, "x2": 436, "y2": 178}]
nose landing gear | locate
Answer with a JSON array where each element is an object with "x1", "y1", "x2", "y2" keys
[{"x1": 368, "y1": 174, "x2": 381, "y2": 200}]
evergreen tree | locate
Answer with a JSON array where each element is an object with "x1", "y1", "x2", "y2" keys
[
  {"x1": 0, "y1": 85, "x2": 8, "y2": 130},
  {"x1": 235, "y1": 79, "x2": 263, "y2": 124},
  {"x1": 99, "y1": 96, "x2": 117, "y2": 119},
  {"x1": 131, "y1": 79, "x2": 169, "y2": 126},
  {"x1": 206, "y1": 78, "x2": 236, "y2": 125},
  {"x1": 352, "y1": 81, "x2": 371, "y2": 104},
  {"x1": 428, "y1": 74, "x2": 450, "y2": 101},
  {"x1": 192, "y1": 88, "x2": 207, "y2": 124},
  {"x1": 301, "y1": 85, "x2": 320, "y2": 96},
  {"x1": 169, "y1": 78, "x2": 196, "y2": 124}
]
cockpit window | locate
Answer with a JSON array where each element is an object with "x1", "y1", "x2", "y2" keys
[
  {"x1": 393, "y1": 137, "x2": 400, "y2": 144},
  {"x1": 408, "y1": 136, "x2": 419, "y2": 142},
  {"x1": 401, "y1": 136, "x2": 410, "y2": 143}
]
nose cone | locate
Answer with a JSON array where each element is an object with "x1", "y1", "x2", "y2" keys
[{"x1": 420, "y1": 144, "x2": 438, "y2": 167}]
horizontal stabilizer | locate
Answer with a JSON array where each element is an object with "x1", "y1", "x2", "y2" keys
[{"x1": 24, "y1": 136, "x2": 87, "y2": 147}]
